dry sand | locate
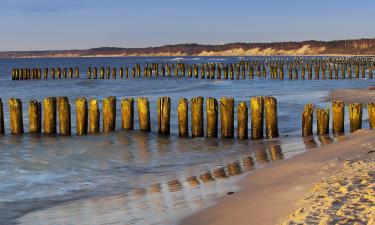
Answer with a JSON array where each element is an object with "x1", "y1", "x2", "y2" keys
[{"x1": 181, "y1": 129, "x2": 375, "y2": 225}]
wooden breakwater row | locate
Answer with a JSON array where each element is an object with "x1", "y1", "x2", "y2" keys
[
  {"x1": 11, "y1": 57, "x2": 375, "y2": 80},
  {"x1": 0, "y1": 96, "x2": 278, "y2": 140},
  {"x1": 301, "y1": 101, "x2": 375, "y2": 136}
]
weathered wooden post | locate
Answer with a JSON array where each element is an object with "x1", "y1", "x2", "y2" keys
[
  {"x1": 43, "y1": 97, "x2": 57, "y2": 134},
  {"x1": 251, "y1": 97, "x2": 264, "y2": 139},
  {"x1": 0, "y1": 99, "x2": 4, "y2": 135},
  {"x1": 368, "y1": 102, "x2": 375, "y2": 129},
  {"x1": 63, "y1": 68, "x2": 67, "y2": 79},
  {"x1": 112, "y1": 68, "x2": 116, "y2": 79},
  {"x1": 121, "y1": 98, "x2": 134, "y2": 130},
  {"x1": 106, "y1": 67, "x2": 111, "y2": 79},
  {"x1": 44, "y1": 68, "x2": 48, "y2": 79},
  {"x1": 57, "y1": 97, "x2": 71, "y2": 135},
  {"x1": 119, "y1": 67, "x2": 124, "y2": 78},
  {"x1": 102, "y1": 96, "x2": 116, "y2": 133},
  {"x1": 76, "y1": 97, "x2": 88, "y2": 135},
  {"x1": 264, "y1": 96, "x2": 279, "y2": 138},
  {"x1": 75, "y1": 67, "x2": 79, "y2": 78},
  {"x1": 237, "y1": 101, "x2": 248, "y2": 139},
  {"x1": 89, "y1": 98, "x2": 100, "y2": 134},
  {"x1": 100, "y1": 67, "x2": 105, "y2": 79},
  {"x1": 93, "y1": 67, "x2": 98, "y2": 79},
  {"x1": 57, "y1": 68, "x2": 62, "y2": 79},
  {"x1": 349, "y1": 103, "x2": 362, "y2": 133},
  {"x1": 191, "y1": 97, "x2": 204, "y2": 137},
  {"x1": 317, "y1": 107, "x2": 330, "y2": 135},
  {"x1": 332, "y1": 100, "x2": 344, "y2": 134},
  {"x1": 178, "y1": 98, "x2": 188, "y2": 137},
  {"x1": 302, "y1": 103, "x2": 314, "y2": 136},
  {"x1": 157, "y1": 97, "x2": 171, "y2": 135},
  {"x1": 68, "y1": 67, "x2": 73, "y2": 78},
  {"x1": 220, "y1": 97, "x2": 234, "y2": 138},
  {"x1": 137, "y1": 97, "x2": 150, "y2": 131},
  {"x1": 206, "y1": 98, "x2": 218, "y2": 138},
  {"x1": 87, "y1": 67, "x2": 92, "y2": 79},
  {"x1": 29, "y1": 100, "x2": 41, "y2": 133},
  {"x1": 9, "y1": 98, "x2": 23, "y2": 134}
]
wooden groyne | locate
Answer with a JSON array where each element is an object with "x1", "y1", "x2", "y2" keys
[{"x1": 10, "y1": 56, "x2": 375, "y2": 81}]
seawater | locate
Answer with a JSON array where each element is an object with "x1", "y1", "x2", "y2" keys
[{"x1": 0, "y1": 56, "x2": 373, "y2": 224}]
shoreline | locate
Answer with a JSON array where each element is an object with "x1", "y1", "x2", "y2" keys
[{"x1": 180, "y1": 129, "x2": 375, "y2": 225}]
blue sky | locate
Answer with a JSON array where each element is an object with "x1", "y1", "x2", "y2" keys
[{"x1": 1, "y1": 0, "x2": 375, "y2": 51}]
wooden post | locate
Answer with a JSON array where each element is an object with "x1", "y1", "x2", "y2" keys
[
  {"x1": 332, "y1": 100, "x2": 344, "y2": 134},
  {"x1": 121, "y1": 98, "x2": 134, "y2": 130},
  {"x1": 29, "y1": 100, "x2": 41, "y2": 133},
  {"x1": 137, "y1": 97, "x2": 151, "y2": 131},
  {"x1": 368, "y1": 102, "x2": 375, "y2": 129},
  {"x1": 251, "y1": 97, "x2": 264, "y2": 140},
  {"x1": 57, "y1": 97, "x2": 71, "y2": 135},
  {"x1": 220, "y1": 97, "x2": 234, "y2": 138},
  {"x1": 178, "y1": 98, "x2": 188, "y2": 137},
  {"x1": 302, "y1": 103, "x2": 314, "y2": 136},
  {"x1": 87, "y1": 67, "x2": 92, "y2": 79},
  {"x1": 89, "y1": 99, "x2": 100, "y2": 134},
  {"x1": 191, "y1": 97, "x2": 204, "y2": 137},
  {"x1": 157, "y1": 97, "x2": 171, "y2": 135},
  {"x1": 43, "y1": 97, "x2": 57, "y2": 134},
  {"x1": 102, "y1": 96, "x2": 116, "y2": 133},
  {"x1": 9, "y1": 98, "x2": 23, "y2": 134},
  {"x1": 349, "y1": 103, "x2": 362, "y2": 133},
  {"x1": 76, "y1": 97, "x2": 88, "y2": 135},
  {"x1": 317, "y1": 107, "x2": 330, "y2": 135},
  {"x1": 0, "y1": 99, "x2": 4, "y2": 135},
  {"x1": 93, "y1": 67, "x2": 98, "y2": 79},
  {"x1": 265, "y1": 96, "x2": 279, "y2": 138},
  {"x1": 75, "y1": 67, "x2": 79, "y2": 78},
  {"x1": 237, "y1": 101, "x2": 248, "y2": 139},
  {"x1": 206, "y1": 98, "x2": 218, "y2": 138}
]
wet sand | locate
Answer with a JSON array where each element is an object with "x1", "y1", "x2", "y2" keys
[
  {"x1": 326, "y1": 86, "x2": 375, "y2": 105},
  {"x1": 181, "y1": 129, "x2": 375, "y2": 225}
]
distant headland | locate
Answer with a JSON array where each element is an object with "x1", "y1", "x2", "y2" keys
[{"x1": 1, "y1": 38, "x2": 375, "y2": 58}]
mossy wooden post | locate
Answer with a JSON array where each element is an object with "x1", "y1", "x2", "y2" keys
[
  {"x1": 251, "y1": 97, "x2": 264, "y2": 140},
  {"x1": 9, "y1": 98, "x2": 23, "y2": 135},
  {"x1": 29, "y1": 100, "x2": 41, "y2": 133},
  {"x1": 57, "y1": 68, "x2": 62, "y2": 79},
  {"x1": 63, "y1": 68, "x2": 67, "y2": 79},
  {"x1": 206, "y1": 98, "x2": 218, "y2": 138},
  {"x1": 121, "y1": 98, "x2": 134, "y2": 130},
  {"x1": 332, "y1": 100, "x2": 344, "y2": 134},
  {"x1": 100, "y1": 67, "x2": 105, "y2": 79},
  {"x1": 137, "y1": 97, "x2": 150, "y2": 132},
  {"x1": 317, "y1": 108, "x2": 330, "y2": 135},
  {"x1": 106, "y1": 67, "x2": 111, "y2": 79},
  {"x1": 302, "y1": 103, "x2": 313, "y2": 136},
  {"x1": 191, "y1": 97, "x2": 204, "y2": 137},
  {"x1": 68, "y1": 67, "x2": 73, "y2": 78},
  {"x1": 102, "y1": 96, "x2": 116, "y2": 133},
  {"x1": 43, "y1": 97, "x2": 57, "y2": 134},
  {"x1": 44, "y1": 68, "x2": 48, "y2": 79},
  {"x1": 57, "y1": 97, "x2": 71, "y2": 135},
  {"x1": 87, "y1": 67, "x2": 92, "y2": 79},
  {"x1": 157, "y1": 97, "x2": 171, "y2": 135},
  {"x1": 93, "y1": 67, "x2": 98, "y2": 79},
  {"x1": 76, "y1": 97, "x2": 88, "y2": 135},
  {"x1": 265, "y1": 97, "x2": 279, "y2": 138},
  {"x1": 220, "y1": 97, "x2": 234, "y2": 138},
  {"x1": 119, "y1": 67, "x2": 124, "y2": 78},
  {"x1": 112, "y1": 68, "x2": 116, "y2": 79},
  {"x1": 51, "y1": 68, "x2": 56, "y2": 79},
  {"x1": 89, "y1": 99, "x2": 100, "y2": 134},
  {"x1": 367, "y1": 102, "x2": 375, "y2": 129},
  {"x1": 75, "y1": 67, "x2": 79, "y2": 78},
  {"x1": 178, "y1": 98, "x2": 188, "y2": 137},
  {"x1": 0, "y1": 99, "x2": 4, "y2": 135},
  {"x1": 125, "y1": 67, "x2": 129, "y2": 78},
  {"x1": 349, "y1": 103, "x2": 362, "y2": 133},
  {"x1": 237, "y1": 101, "x2": 248, "y2": 139}
]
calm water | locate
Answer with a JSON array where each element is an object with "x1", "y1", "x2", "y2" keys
[{"x1": 0, "y1": 56, "x2": 373, "y2": 224}]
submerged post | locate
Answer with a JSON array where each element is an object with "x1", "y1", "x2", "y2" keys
[
  {"x1": 368, "y1": 102, "x2": 375, "y2": 129},
  {"x1": 178, "y1": 98, "x2": 188, "y2": 137},
  {"x1": 264, "y1": 96, "x2": 279, "y2": 138},
  {"x1": 76, "y1": 97, "x2": 88, "y2": 135},
  {"x1": 206, "y1": 98, "x2": 218, "y2": 138},
  {"x1": 157, "y1": 97, "x2": 171, "y2": 135},
  {"x1": 220, "y1": 97, "x2": 234, "y2": 138},
  {"x1": 43, "y1": 97, "x2": 57, "y2": 134},
  {"x1": 9, "y1": 98, "x2": 23, "y2": 135},
  {"x1": 237, "y1": 101, "x2": 248, "y2": 139},
  {"x1": 57, "y1": 97, "x2": 71, "y2": 135},
  {"x1": 29, "y1": 100, "x2": 42, "y2": 133},
  {"x1": 332, "y1": 100, "x2": 344, "y2": 134},
  {"x1": 121, "y1": 98, "x2": 134, "y2": 130},
  {"x1": 317, "y1": 107, "x2": 330, "y2": 135},
  {"x1": 302, "y1": 103, "x2": 314, "y2": 136},
  {"x1": 349, "y1": 103, "x2": 362, "y2": 133},
  {"x1": 191, "y1": 97, "x2": 204, "y2": 137},
  {"x1": 0, "y1": 99, "x2": 4, "y2": 135},
  {"x1": 137, "y1": 97, "x2": 151, "y2": 131},
  {"x1": 251, "y1": 97, "x2": 264, "y2": 140},
  {"x1": 102, "y1": 96, "x2": 116, "y2": 133},
  {"x1": 89, "y1": 98, "x2": 100, "y2": 134}
]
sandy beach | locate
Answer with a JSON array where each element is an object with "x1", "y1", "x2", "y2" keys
[{"x1": 327, "y1": 87, "x2": 375, "y2": 105}]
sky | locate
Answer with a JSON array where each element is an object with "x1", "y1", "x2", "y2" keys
[{"x1": 1, "y1": 0, "x2": 375, "y2": 51}]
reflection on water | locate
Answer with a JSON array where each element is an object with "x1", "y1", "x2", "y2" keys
[{"x1": 0, "y1": 131, "x2": 337, "y2": 225}]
